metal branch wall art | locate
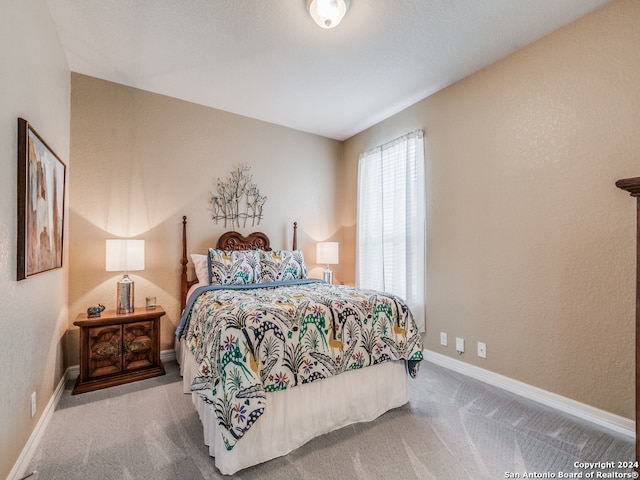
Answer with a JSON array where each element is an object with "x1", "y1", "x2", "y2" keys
[{"x1": 210, "y1": 165, "x2": 267, "y2": 229}]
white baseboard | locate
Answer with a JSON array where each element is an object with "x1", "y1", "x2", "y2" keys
[
  {"x1": 7, "y1": 367, "x2": 68, "y2": 480},
  {"x1": 9, "y1": 349, "x2": 177, "y2": 480},
  {"x1": 161, "y1": 348, "x2": 176, "y2": 364},
  {"x1": 67, "y1": 364, "x2": 79, "y2": 380},
  {"x1": 425, "y1": 349, "x2": 635, "y2": 439}
]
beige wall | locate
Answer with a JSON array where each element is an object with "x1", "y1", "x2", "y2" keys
[
  {"x1": 342, "y1": 0, "x2": 639, "y2": 419},
  {"x1": 0, "y1": 0, "x2": 71, "y2": 477},
  {"x1": 67, "y1": 74, "x2": 343, "y2": 361}
]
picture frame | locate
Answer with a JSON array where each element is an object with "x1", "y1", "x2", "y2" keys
[{"x1": 17, "y1": 118, "x2": 66, "y2": 280}]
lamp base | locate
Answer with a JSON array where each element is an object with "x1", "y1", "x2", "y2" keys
[
  {"x1": 324, "y1": 268, "x2": 333, "y2": 285},
  {"x1": 116, "y1": 274, "x2": 135, "y2": 314}
]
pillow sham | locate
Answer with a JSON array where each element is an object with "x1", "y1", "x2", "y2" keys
[
  {"x1": 208, "y1": 248, "x2": 261, "y2": 285},
  {"x1": 191, "y1": 254, "x2": 210, "y2": 285},
  {"x1": 259, "y1": 249, "x2": 308, "y2": 283}
]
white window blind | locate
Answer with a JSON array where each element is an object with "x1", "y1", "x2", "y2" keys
[{"x1": 356, "y1": 130, "x2": 425, "y2": 332}]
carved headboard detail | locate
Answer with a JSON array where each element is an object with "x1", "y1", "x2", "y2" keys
[{"x1": 217, "y1": 231, "x2": 271, "y2": 251}]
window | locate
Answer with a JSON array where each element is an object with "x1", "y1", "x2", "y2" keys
[{"x1": 356, "y1": 130, "x2": 425, "y2": 332}]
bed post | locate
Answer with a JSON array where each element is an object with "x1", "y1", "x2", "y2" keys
[
  {"x1": 293, "y1": 221, "x2": 298, "y2": 250},
  {"x1": 180, "y1": 215, "x2": 188, "y2": 312},
  {"x1": 615, "y1": 177, "x2": 640, "y2": 469}
]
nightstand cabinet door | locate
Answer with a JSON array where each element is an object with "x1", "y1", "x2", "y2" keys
[
  {"x1": 87, "y1": 324, "x2": 122, "y2": 378},
  {"x1": 123, "y1": 320, "x2": 154, "y2": 371}
]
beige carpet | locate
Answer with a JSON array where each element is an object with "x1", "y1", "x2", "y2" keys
[{"x1": 25, "y1": 360, "x2": 634, "y2": 479}]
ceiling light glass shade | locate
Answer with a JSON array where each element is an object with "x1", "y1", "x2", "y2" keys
[{"x1": 308, "y1": 0, "x2": 350, "y2": 29}]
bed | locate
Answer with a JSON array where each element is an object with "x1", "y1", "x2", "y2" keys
[{"x1": 175, "y1": 216, "x2": 424, "y2": 475}]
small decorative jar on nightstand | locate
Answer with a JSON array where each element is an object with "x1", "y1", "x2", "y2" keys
[{"x1": 72, "y1": 306, "x2": 166, "y2": 394}]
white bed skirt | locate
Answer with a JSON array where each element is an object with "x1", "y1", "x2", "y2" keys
[{"x1": 175, "y1": 337, "x2": 410, "y2": 475}]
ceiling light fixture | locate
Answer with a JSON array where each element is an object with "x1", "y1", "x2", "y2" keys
[{"x1": 307, "y1": 0, "x2": 350, "y2": 29}]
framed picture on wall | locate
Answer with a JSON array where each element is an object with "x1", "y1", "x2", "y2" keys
[{"x1": 17, "y1": 118, "x2": 66, "y2": 280}]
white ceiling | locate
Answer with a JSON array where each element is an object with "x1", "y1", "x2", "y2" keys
[{"x1": 46, "y1": 0, "x2": 611, "y2": 141}]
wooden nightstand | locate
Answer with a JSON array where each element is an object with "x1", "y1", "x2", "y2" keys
[{"x1": 72, "y1": 306, "x2": 166, "y2": 394}]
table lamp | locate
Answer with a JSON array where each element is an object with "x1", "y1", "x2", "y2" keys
[
  {"x1": 316, "y1": 242, "x2": 339, "y2": 284},
  {"x1": 106, "y1": 239, "x2": 145, "y2": 314}
]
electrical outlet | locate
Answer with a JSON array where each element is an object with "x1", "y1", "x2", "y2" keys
[
  {"x1": 455, "y1": 337, "x2": 464, "y2": 354},
  {"x1": 477, "y1": 342, "x2": 487, "y2": 359},
  {"x1": 30, "y1": 391, "x2": 36, "y2": 418},
  {"x1": 440, "y1": 332, "x2": 447, "y2": 346}
]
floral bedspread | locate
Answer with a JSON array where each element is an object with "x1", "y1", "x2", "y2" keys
[{"x1": 176, "y1": 279, "x2": 423, "y2": 450}]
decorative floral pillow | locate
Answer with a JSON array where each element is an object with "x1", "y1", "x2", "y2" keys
[
  {"x1": 208, "y1": 249, "x2": 261, "y2": 285},
  {"x1": 259, "y1": 250, "x2": 308, "y2": 283}
]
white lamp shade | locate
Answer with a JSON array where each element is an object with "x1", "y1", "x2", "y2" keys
[
  {"x1": 308, "y1": 0, "x2": 349, "y2": 29},
  {"x1": 106, "y1": 239, "x2": 145, "y2": 272},
  {"x1": 316, "y1": 242, "x2": 339, "y2": 265}
]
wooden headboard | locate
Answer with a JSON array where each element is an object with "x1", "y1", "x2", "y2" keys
[
  {"x1": 180, "y1": 216, "x2": 298, "y2": 311},
  {"x1": 218, "y1": 231, "x2": 271, "y2": 251}
]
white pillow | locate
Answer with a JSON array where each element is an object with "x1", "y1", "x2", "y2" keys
[{"x1": 191, "y1": 254, "x2": 209, "y2": 285}]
